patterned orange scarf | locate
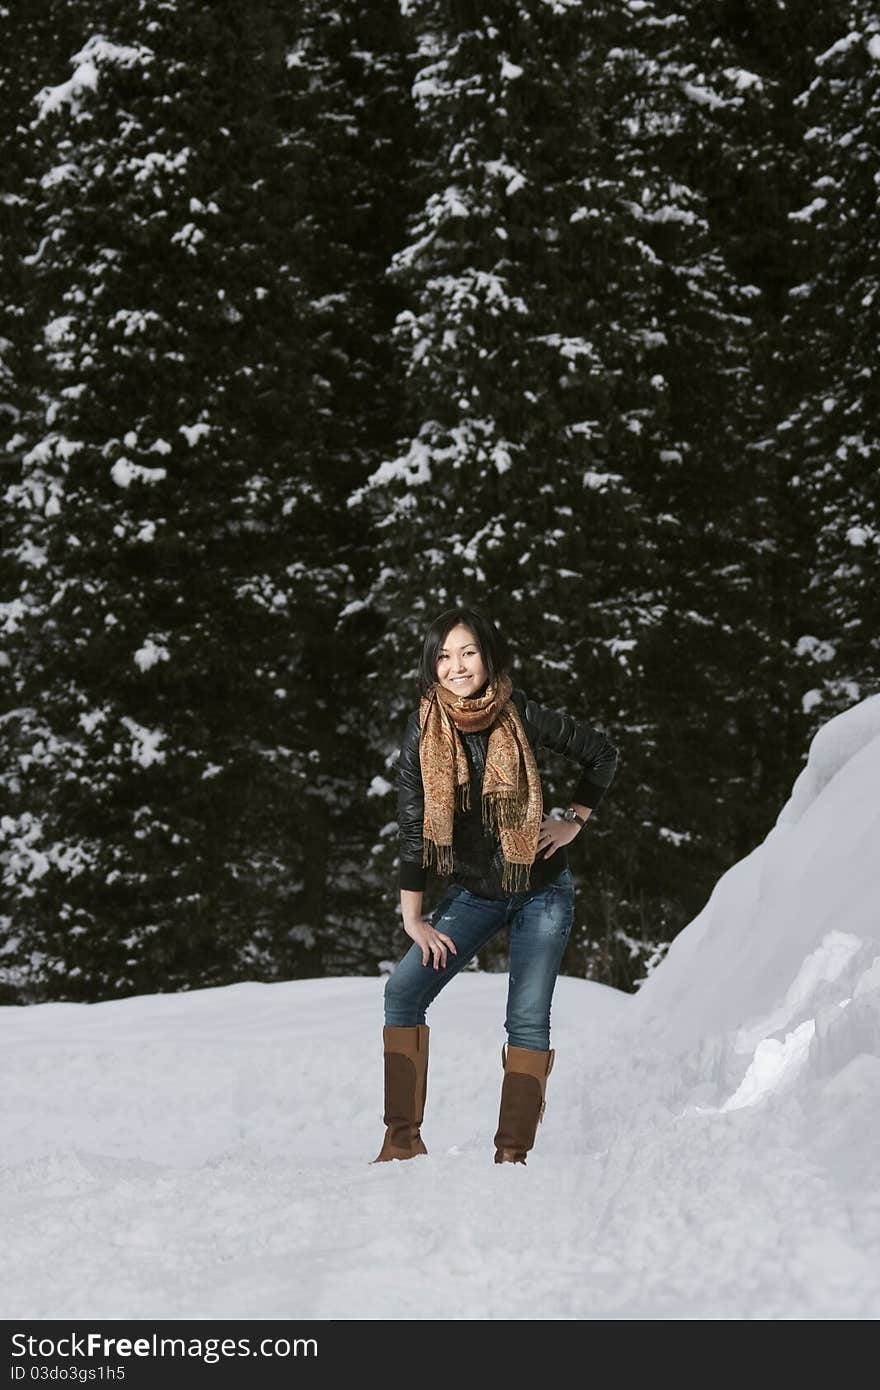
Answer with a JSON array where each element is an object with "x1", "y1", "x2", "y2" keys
[{"x1": 418, "y1": 672, "x2": 543, "y2": 893}]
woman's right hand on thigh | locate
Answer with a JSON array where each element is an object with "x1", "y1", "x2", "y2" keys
[{"x1": 403, "y1": 917, "x2": 459, "y2": 971}]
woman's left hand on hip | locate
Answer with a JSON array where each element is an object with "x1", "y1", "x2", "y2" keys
[{"x1": 536, "y1": 815, "x2": 581, "y2": 858}]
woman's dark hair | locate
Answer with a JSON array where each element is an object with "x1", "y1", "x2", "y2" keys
[{"x1": 417, "y1": 606, "x2": 513, "y2": 697}]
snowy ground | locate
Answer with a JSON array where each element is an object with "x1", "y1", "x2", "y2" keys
[{"x1": 3, "y1": 696, "x2": 880, "y2": 1320}]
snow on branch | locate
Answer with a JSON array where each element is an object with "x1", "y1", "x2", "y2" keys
[{"x1": 34, "y1": 35, "x2": 154, "y2": 123}]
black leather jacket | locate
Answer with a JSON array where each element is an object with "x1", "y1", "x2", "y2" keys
[{"x1": 396, "y1": 687, "x2": 618, "y2": 899}]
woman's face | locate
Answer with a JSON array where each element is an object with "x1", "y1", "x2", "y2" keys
[{"x1": 435, "y1": 624, "x2": 489, "y2": 697}]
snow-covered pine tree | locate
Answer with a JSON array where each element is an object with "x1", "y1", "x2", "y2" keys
[
  {"x1": 0, "y1": 0, "x2": 102, "y2": 1002},
  {"x1": 608, "y1": 1, "x2": 851, "y2": 958},
  {"x1": 279, "y1": 0, "x2": 424, "y2": 976},
  {"x1": 1, "y1": 0, "x2": 409, "y2": 999},
  {"x1": 672, "y1": 1, "x2": 856, "y2": 844},
  {"x1": 783, "y1": 5, "x2": 880, "y2": 724},
  {"x1": 348, "y1": 0, "x2": 765, "y2": 983}
]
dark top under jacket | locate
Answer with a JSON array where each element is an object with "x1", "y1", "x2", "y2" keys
[{"x1": 396, "y1": 687, "x2": 619, "y2": 900}]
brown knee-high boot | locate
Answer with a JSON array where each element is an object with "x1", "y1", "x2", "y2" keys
[
  {"x1": 493, "y1": 1043, "x2": 555, "y2": 1165},
  {"x1": 373, "y1": 1024, "x2": 430, "y2": 1162}
]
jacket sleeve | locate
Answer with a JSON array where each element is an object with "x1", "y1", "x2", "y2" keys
[
  {"x1": 519, "y1": 690, "x2": 619, "y2": 811},
  {"x1": 396, "y1": 710, "x2": 428, "y2": 892}
]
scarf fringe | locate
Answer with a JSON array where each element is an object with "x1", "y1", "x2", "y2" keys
[
  {"x1": 422, "y1": 837, "x2": 454, "y2": 877},
  {"x1": 481, "y1": 791, "x2": 525, "y2": 836},
  {"x1": 424, "y1": 833, "x2": 532, "y2": 892},
  {"x1": 501, "y1": 858, "x2": 532, "y2": 893}
]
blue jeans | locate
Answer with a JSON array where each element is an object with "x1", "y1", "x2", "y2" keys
[{"x1": 384, "y1": 865, "x2": 575, "y2": 1051}]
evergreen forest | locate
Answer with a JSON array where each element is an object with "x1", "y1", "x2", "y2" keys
[{"x1": 2, "y1": 0, "x2": 878, "y2": 1003}]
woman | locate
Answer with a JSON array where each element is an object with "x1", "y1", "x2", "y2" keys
[{"x1": 374, "y1": 606, "x2": 618, "y2": 1166}]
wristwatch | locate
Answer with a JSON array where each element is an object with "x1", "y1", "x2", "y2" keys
[{"x1": 562, "y1": 807, "x2": 587, "y2": 828}]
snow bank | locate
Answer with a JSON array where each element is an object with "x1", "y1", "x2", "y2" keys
[{"x1": 628, "y1": 695, "x2": 880, "y2": 1119}]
